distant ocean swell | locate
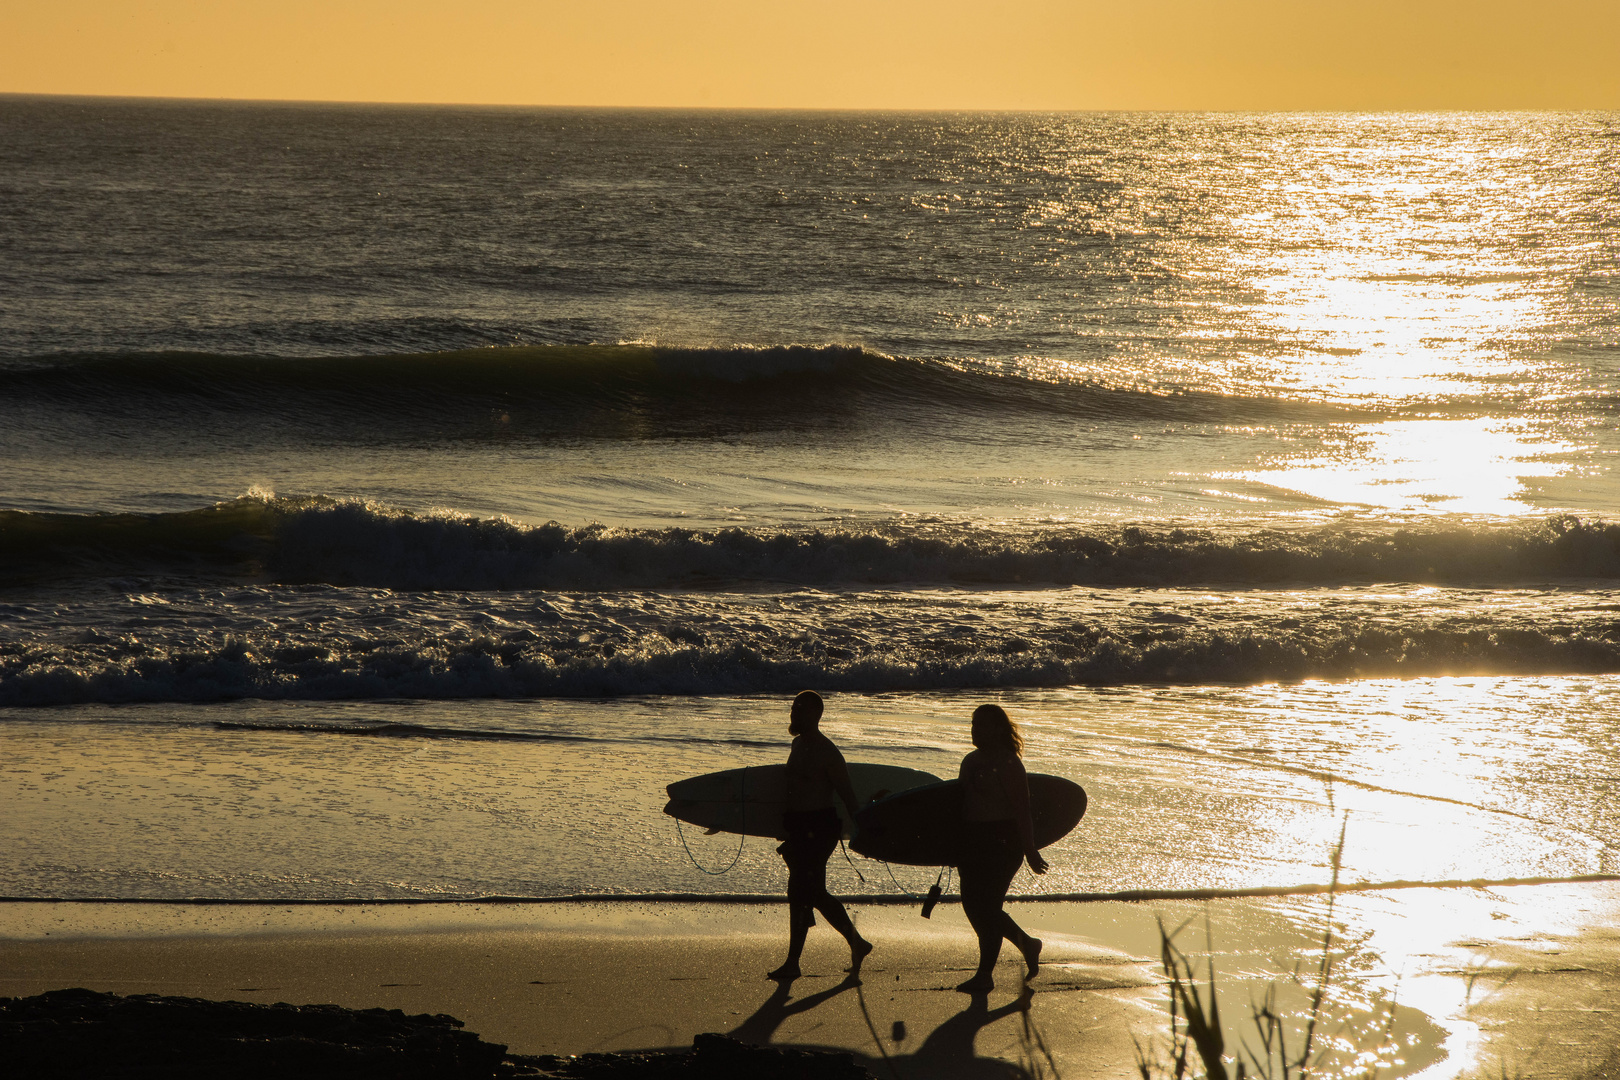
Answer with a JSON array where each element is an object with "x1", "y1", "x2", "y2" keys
[
  {"x1": 4, "y1": 590, "x2": 1617, "y2": 706},
  {"x1": 5, "y1": 496, "x2": 1620, "y2": 590},
  {"x1": 0, "y1": 344, "x2": 1387, "y2": 426}
]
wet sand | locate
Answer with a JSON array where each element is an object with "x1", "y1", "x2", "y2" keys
[
  {"x1": 3, "y1": 889, "x2": 1619, "y2": 1078},
  {"x1": 1454, "y1": 921, "x2": 1620, "y2": 1079}
]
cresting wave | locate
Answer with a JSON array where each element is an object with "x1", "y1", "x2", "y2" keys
[
  {"x1": 3, "y1": 583, "x2": 1618, "y2": 706},
  {"x1": 4, "y1": 495, "x2": 1620, "y2": 590},
  {"x1": 0, "y1": 343, "x2": 1381, "y2": 430}
]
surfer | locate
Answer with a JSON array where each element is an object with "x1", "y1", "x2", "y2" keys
[
  {"x1": 768, "y1": 690, "x2": 874, "y2": 981},
  {"x1": 954, "y1": 703, "x2": 1047, "y2": 993}
]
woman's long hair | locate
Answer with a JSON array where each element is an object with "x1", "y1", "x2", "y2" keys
[{"x1": 971, "y1": 703, "x2": 1024, "y2": 756}]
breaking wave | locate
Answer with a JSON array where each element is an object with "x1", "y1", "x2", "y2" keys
[
  {"x1": 3, "y1": 581, "x2": 1618, "y2": 705},
  {"x1": 4, "y1": 495, "x2": 1619, "y2": 590},
  {"x1": 5, "y1": 617, "x2": 1619, "y2": 707}
]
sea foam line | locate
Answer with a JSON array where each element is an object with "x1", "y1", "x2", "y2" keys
[{"x1": 5, "y1": 874, "x2": 1619, "y2": 906}]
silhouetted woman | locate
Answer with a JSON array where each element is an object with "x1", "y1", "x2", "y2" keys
[{"x1": 954, "y1": 703, "x2": 1046, "y2": 992}]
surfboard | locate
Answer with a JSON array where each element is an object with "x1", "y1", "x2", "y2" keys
[
  {"x1": 664, "y1": 763, "x2": 943, "y2": 839},
  {"x1": 849, "y1": 774, "x2": 1087, "y2": 866}
]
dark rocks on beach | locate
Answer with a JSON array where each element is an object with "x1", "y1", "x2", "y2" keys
[
  {"x1": 513, "y1": 1032, "x2": 875, "y2": 1079},
  {"x1": 0, "y1": 989, "x2": 875, "y2": 1079},
  {"x1": 1, "y1": 987, "x2": 505, "y2": 1079}
]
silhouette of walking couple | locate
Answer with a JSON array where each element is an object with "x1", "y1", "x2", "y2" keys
[{"x1": 769, "y1": 690, "x2": 1047, "y2": 992}]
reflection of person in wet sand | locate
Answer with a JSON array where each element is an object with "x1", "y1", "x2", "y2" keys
[
  {"x1": 955, "y1": 704, "x2": 1047, "y2": 993},
  {"x1": 768, "y1": 690, "x2": 874, "y2": 981}
]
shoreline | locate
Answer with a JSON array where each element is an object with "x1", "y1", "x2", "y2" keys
[
  {"x1": 9, "y1": 885, "x2": 1620, "y2": 1077},
  {"x1": 7, "y1": 871, "x2": 1620, "y2": 907}
]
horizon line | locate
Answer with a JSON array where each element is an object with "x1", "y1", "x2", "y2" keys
[{"x1": 4, "y1": 91, "x2": 1612, "y2": 116}]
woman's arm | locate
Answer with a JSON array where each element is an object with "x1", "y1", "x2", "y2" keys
[{"x1": 1000, "y1": 755, "x2": 1049, "y2": 875}]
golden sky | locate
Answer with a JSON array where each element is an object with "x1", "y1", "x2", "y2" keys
[{"x1": 4, "y1": 0, "x2": 1617, "y2": 110}]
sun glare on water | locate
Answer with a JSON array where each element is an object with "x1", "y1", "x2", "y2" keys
[
  {"x1": 1240, "y1": 417, "x2": 1574, "y2": 516},
  {"x1": 1176, "y1": 117, "x2": 1598, "y2": 517}
]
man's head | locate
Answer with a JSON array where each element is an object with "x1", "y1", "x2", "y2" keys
[{"x1": 789, "y1": 690, "x2": 824, "y2": 735}]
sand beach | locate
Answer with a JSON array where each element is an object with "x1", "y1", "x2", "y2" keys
[{"x1": 8, "y1": 884, "x2": 1620, "y2": 1078}]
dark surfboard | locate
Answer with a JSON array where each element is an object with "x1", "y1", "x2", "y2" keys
[
  {"x1": 850, "y1": 774, "x2": 1087, "y2": 866},
  {"x1": 664, "y1": 763, "x2": 942, "y2": 839}
]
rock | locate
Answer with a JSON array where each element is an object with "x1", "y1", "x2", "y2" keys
[
  {"x1": 510, "y1": 1032, "x2": 873, "y2": 1078},
  {"x1": 0, "y1": 987, "x2": 506, "y2": 1079}
]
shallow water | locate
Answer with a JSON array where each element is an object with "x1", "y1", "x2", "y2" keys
[{"x1": 6, "y1": 677, "x2": 1615, "y2": 901}]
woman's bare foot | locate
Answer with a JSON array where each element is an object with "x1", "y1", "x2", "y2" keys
[
  {"x1": 767, "y1": 962, "x2": 801, "y2": 981},
  {"x1": 955, "y1": 973, "x2": 995, "y2": 994},
  {"x1": 1021, "y1": 937, "x2": 1043, "y2": 980},
  {"x1": 847, "y1": 937, "x2": 874, "y2": 972}
]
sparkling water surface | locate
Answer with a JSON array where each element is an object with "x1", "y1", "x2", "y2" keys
[
  {"x1": 3, "y1": 107, "x2": 1619, "y2": 1064},
  {"x1": 3, "y1": 102, "x2": 1618, "y2": 524},
  {"x1": 5, "y1": 677, "x2": 1615, "y2": 901}
]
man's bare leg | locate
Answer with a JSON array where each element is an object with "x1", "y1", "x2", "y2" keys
[
  {"x1": 817, "y1": 897, "x2": 872, "y2": 973},
  {"x1": 848, "y1": 935, "x2": 874, "y2": 973},
  {"x1": 768, "y1": 907, "x2": 811, "y2": 980}
]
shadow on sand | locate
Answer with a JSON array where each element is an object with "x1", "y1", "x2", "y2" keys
[{"x1": 727, "y1": 974, "x2": 1044, "y2": 1080}]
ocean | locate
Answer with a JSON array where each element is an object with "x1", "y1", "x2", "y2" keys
[{"x1": 4, "y1": 98, "x2": 1620, "y2": 1037}]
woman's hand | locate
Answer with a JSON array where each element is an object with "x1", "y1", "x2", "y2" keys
[{"x1": 1025, "y1": 850, "x2": 1049, "y2": 875}]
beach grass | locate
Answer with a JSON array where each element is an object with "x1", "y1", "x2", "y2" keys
[{"x1": 1132, "y1": 825, "x2": 1403, "y2": 1080}]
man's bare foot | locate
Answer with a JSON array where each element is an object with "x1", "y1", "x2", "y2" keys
[
  {"x1": 1021, "y1": 937, "x2": 1043, "y2": 980},
  {"x1": 847, "y1": 937, "x2": 874, "y2": 972},
  {"x1": 955, "y1": 973, "x2": 994, "y2": 994},
  {"x1": 767, "y1": 962, "x2": 801, "y2": 981}
]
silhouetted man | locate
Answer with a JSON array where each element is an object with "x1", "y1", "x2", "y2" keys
[{"x1": 768, "y1": 690, "x2": 872, "y2": 980}]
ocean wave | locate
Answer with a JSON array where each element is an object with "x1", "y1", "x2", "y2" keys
[
  {"x1": 2, "y1": 582, "x2": 1618, "y2": 706},
  {"x1": 0, "y1": 343, "x2": 1367, "y2": 433},
  {"x1": 3, "y1": 605, "x2": 1618, "y2": 707},
  {"x1": 4, "y1": 495, "x2": 1619, "y2": 590}
]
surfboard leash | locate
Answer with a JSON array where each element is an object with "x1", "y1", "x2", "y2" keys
[
  {"x1": 839, "y1": 839, "x2": 868, "y2": 886},
  {"x1": 881, "y1": 860, "x2": 928, "y2": 901},
  {"x1": 673, "y1": 814, "x2": 747, "y2": 876},
  {"x1": 832, "y1": 834, "x2": 919, "y2": 899},
  {"x1": 843, "y1": 842, "x2": 953, "y2": 918}
]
